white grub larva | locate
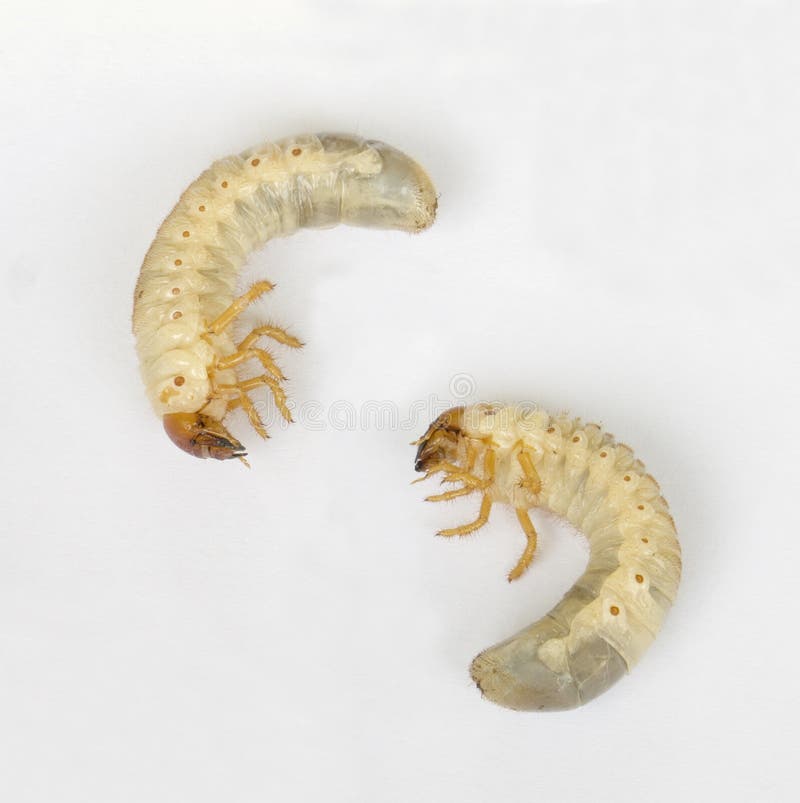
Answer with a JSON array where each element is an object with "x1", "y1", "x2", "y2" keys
[
  {"x1": 133, "y1": 133, "x2": 437, "y2": 461},
  {"x1": 414, "y1": 403, "x2": 681, "y2": 712}
]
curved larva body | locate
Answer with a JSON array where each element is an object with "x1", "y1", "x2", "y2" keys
[
  {"x1": 414, "y1": 404, "x2": 681, "y2": 711},
  {"x1": 133, "y1": 133, "x2": 437, "y2": 459}
]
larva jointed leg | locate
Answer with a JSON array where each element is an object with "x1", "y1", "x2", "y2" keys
[
  {"x1": 133, "y1": 133, "x2": 437, "y2": 461},
  {"x1": 414, "y1": 407, "x2": 541, "y2": 582},
  {"x1": 414, "y1": 403, "x2": 681, "y2": 712},
  {"x1": 162, "y1": 281, "x2": 301, "y2": 459}
]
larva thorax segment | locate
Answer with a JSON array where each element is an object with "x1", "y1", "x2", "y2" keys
[{"x1": 414, "y1": 404, "x2": 543, "y2": 510}]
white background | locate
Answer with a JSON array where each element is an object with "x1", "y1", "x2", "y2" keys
[{"x1": 1, "y1": 1, "x2": 797, "y2": 801}]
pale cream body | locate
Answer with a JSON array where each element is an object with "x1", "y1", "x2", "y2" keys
[
  {"x1": 459, "y1": 404, "x2": 681, "y2": 711},
  {"x1": 132, "y1": 133, "x2": 437, "y2": 421}
]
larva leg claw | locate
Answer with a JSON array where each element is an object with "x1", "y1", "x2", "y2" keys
[
  {"x1": 507, "y1": 508, "x2": 539, "y2": 582},
  {"x1": 230, "y1": 391, "x2": 270, "y2": 439},
  {"x1": 437, "y1": 494, "x2": 492, "y2": 537},
  {"x1": 442, "y1": 470, "x2": 485, "y2": 488},
  {"x1": 417, "y1": 460, "x2": 464, "y2": 476},
  {"x1": 240, "y1": 324, "x2": 304, "y2": 351},
  {"x1": 217, "y1": 347, "x2": 286, "y2": 381},
  {"x1": 517, "y1": 449, "x2": 542, "y2": 495},
  {"x1": 425, "y1": 485, "x2": 475, "y2": 503},
  {"x1": 218, "y1": 374, "x2": 294, "y2": 427},
  {"x1": 464, "y1": 441, "x2": 478, "y2": 472},
  {"x1": 206, "y1": 280, "x2": 275, "y2": 335},
  {"x1": 241, "y1": 375, "x2": 293, "y2": 424}
]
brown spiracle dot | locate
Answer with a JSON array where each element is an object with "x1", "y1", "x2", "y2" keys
[
  {"x1": 174, "y1": 258, "x2": 182, "y2": 266},
  {"x1": 172, "y1": 311, "x2": 182, "y2": 320},
  {"x1": 221, "y1": 180, "x2": 228, "y2": 188},
  {"x1": 174, "y1": 376, "x2": 185, "y2": 387},
  {"x1": 182, "y1": 230, "x2": 190, "y2": 238},
  {"x1": 572, "y1": 435, "x2": 580, "y2": 443},
  {"x1": 171, "y1": 287, "x2": 180, "y2": 295},
  {"x1": 251, "y1": 158, "x2": 260, "y2": 166},
  {"x1": 623, "y1": 475, "x2": 631, "y2": 482},
  {"x1": 637, "y1": 504, "x2": 645, "y2": 510},
  {"x1": 635, "y1": 574, "x2": 644, "y2": 584},
  {"x1": 198, "y1": 205, "x2": 206, "y2": 212},
  {"x1": 546, "y1": 427, "x2": 555, "y2": 433},
  {"x1": 641, "y1": 537, "x2": 649, "y2": 543},
  {"x1": 291, "y1": 147, "x2": 302, "y2": 156},
  {"x1": 599, "y1": 451, "x2": 608, "y2": 458},
  {"x1": 610, "y1": 606, "x2": 620, "y2": 616}
]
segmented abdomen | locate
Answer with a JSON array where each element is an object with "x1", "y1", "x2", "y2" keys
[{"x1": 472, "y1": 411, "x2": 681, "y2": 711}]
